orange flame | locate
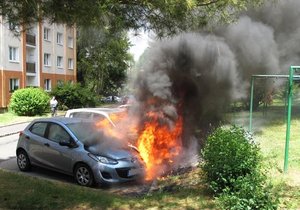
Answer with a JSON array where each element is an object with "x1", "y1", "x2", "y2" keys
[
  {"x1": 137, "y1": 113, "x2": 183, "y2": 180},
  {"x1": 95, "y1": 112, "x2": 128, "y2": 139},
  {"x1": 94, "y1": 107, "x2": 183, "y2": 181}
]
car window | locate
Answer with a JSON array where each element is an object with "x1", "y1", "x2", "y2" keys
[
  {"x1": 67, "y1": 122, "x2": 100, "y2": 143},
  {"x1": 29, "y1": 122, "x2": 47, "y2": 137},
  {"x1": 92, "y1": 113, "x2": 105, "y2": 121},
  {"x1": 48, "y1": 123, "x2": 71, "y2": 143},
  {"x1": 30, "y1": 122, "x2": 47, "y2": 137},
  {"x1": 72, "y1": 112, "x2": 93, "y2": 119}
]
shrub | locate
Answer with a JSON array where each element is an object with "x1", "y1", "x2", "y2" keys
[
  {"x1": 201, "y1": 126, "x2": 261, "y2": 193},
  {"x1": 201, "y1": 126, "x2": 278, "y2": 209},
  {"x1": 217, "y1": 173, "x2": 279, "y2": 210},
  {"x1": 51, "y1": 82, "x2": 96, "y2": 109},
  {"x1": 9, "y1": 88, "x2": 50, "y2": 116}
]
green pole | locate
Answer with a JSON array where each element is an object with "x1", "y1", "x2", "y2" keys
[
  {"x1": 284, "y1": 66, "x2": 294, "y2": 173},
  {"x1": 249, "y1": 76, "x2": 254, "y2": 132}
]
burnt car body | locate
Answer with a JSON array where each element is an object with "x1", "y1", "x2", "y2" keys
[{"x1": 16, "y1": 117, "x2": 145, "y2": 186}]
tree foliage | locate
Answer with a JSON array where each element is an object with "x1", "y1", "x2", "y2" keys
[
  {"x1": 77, "y1": 26, "x2": 133, "y2": 96},
  {"x1": 1, "y1": 0, "x2": 265, "y2": 36},
  {"x1": 50, "y1": 82, "x2": 97, "y2": 109}
]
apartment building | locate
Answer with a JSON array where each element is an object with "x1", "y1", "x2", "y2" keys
[{"x1": 0, "y1": 17, "x2": 76, "y2": 109}]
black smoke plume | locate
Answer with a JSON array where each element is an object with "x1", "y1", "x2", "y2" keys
[{"x1": 129, "y1": 0, "x2": 300, "y2": 169}]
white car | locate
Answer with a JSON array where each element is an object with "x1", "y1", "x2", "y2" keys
[{"x1": 64, "y1": 108, "x2": 125, "y2": 127}]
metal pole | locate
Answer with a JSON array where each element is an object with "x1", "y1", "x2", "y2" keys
[
  {"x1": 284, "y1": 66, "x2": 294, "y2": 173},
  {"x1": 249, "y1": 76, "x2": 254, "y2": 132}
]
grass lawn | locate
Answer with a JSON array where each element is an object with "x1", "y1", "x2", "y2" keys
[
  {"x1": 0, "y1": 168, "x2": 215, "y2": 209},
  {"x1": 0, "y1": 111, "x2": 65, "y2": 126}
]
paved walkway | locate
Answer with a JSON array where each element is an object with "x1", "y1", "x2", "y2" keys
[{"x1": 0, "y1": 122, "x2": 30, "y2": 137}]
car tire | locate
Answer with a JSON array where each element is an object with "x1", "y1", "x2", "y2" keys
[
  {"x1": 74, "y1": 163, "x2": 95, "y2": 187},
  {"x1": 17, "y1": 150, "x2": 31, "y2": 171}
]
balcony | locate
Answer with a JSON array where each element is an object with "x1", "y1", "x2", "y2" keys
[
  {"x1": 26, "y1": 62, "x2": 36, "y2": 74},
  {"x1": 26, "y1": 34, "x2": 36, "y2": 46}
]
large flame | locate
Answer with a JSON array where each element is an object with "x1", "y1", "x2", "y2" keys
[
  {"x1": 95, "y1": 111, "x2": 131, "y2": 139},
  {"x1": 137, "y1": 112, "x2": 183, "y2": 180},
  {"x1": 94, "y1": 107, "x2": 184, "y2": 181}
]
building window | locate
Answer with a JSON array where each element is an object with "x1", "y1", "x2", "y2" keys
[
  {"x1": 44, "y1": 53, "x2": 51, "y2": 66},
  {"x1": 8, "y1": 21, "x2": 20, "y2": 32},
  {"x1": 9, "y1": 46, "x2": 19, "y2": 62},
  {"x1": 57, "y1": 56, "x2": 63, "y2": 68},
  {"x1": 44, "y1": 79, "x2": 51, "y2": 91},
  {"x1": 57, "y1": 32, "x2": 63, "y2": 45},
  {"x1": 44, "y1": 28, "x2": 50, "y2": 41},
  {"x1": 67, "y1": 37, "x2": 73, "y2": 48},
  {"x1": 68, "y1": 58, "x2": 73, "y2": 69},
  {"x1": 9, "y1": 78, "x2": 19, "y2": 92}
]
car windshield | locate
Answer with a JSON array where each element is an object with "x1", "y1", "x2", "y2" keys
[
  {"x1": 66, "y1": 121, "x2": 129, "y2": 150},
  {"x1": 66, "y1": 122, "x2": 101, "y2": 143}
]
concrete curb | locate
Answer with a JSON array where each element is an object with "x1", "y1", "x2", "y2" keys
[
  {"x1": 0, "y1": 121, "x2": 30, "y2": 129},
  {"x1": 0, "y1": 121, "x2": 30, "y2": 138},
  {"x1": 0, "y1": 131, "x2": 22, "y2": 138}
]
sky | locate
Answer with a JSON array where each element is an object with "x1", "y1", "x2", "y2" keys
[{"x1": 128, "y1": 31, "x2": 150, "y2": 62}]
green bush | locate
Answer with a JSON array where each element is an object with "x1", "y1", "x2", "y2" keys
[
  {"x1": 51, "y1": 82, "x2": 96, "y2": 109},
  {"x1": 9, "y1": 88, "x2": 50, "y2": 116},
  {"x1": 201, "y1": 126, "x2": 278, "y2": 209},
  {"x1": 201, "y1": 126, "x2": 261, "y2": 193},
  {"x1": 217, "y1": 173, "x2": 279, "y2": 210}
]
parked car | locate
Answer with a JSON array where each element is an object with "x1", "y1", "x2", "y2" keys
[
  {"x1": 101, "y1": 96, "x2": 121, "y2": 103},
  {"x1": 64, "y1": 107, "x2": 126, "y2": 127},
  {"x1": 16, "y1": 117, "x2": 145, "y2": 187}
]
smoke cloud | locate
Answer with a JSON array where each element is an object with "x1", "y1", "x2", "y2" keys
[
  {"x1": 134, "y1": 0, "x2": 299, "y2": 133},
  {"x1": 127, "y1": 0, "x2": 300, "y2": 176}
]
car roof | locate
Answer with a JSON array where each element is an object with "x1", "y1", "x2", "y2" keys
[
  {"x1": 65, "y1": 107, "x2": 125, "y2": 115},
  {"x1": 31, "y1": 117, "x2": 94, "y2": 125}
]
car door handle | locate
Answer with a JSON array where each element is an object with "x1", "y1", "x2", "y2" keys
[
  {"x1": 25, "y1": 135, "x2": 30, "y2": 140},
  {"x1": 44, "y1": 143, "x2": 50, "y2": 147}
]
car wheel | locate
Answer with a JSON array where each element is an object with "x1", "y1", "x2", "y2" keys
[
  {"x1": 17, "y1": 150, "x2": 31, "y2": 171},
  {"x1": 74, "y1": 163, "x2": 94, "y2": 187}
]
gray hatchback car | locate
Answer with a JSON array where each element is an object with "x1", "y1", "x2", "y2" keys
[{"x1": 16, "y1": 117, "x2": 145, "y2": 186}]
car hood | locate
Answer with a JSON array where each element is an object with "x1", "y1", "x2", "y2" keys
[{"x1": 85, "y1": 145, "x2": 134, "y2": 160}]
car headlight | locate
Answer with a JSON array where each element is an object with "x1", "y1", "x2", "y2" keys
[{"x1": 88, "y1": 153, "x2": 118, "y2": 165}]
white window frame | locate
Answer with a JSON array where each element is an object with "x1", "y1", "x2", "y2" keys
[
  {"x1": 67, "y1": 36, "x2": 73, "y2": 48},
  {"x1": 68, "y1": 58, "x2": 74, "y2": 70},
  {"x1": 57, "y1": 32, "x2": 63, "y2": 45},
  {"x1": 57, "y1": 56, "x2": 63, "y2": 68},
  {"x1": 44, "y1": 53, "x2": 51, "y2": 66},
  {"x1": 9, "y1": 78, "x2": 19, "y2": 92},
  {"x1": 44, "y1": 27, "x2": 50, "y2": 41},
  {"x1": 44, "y1": 79, "x2": 51, "y2": 91},
  {"x1": 9, "y1": 46, "x2": 19, "y2": 62}
]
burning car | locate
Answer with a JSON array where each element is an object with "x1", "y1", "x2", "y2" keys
[{"x1": 16, "y1": 117, "x2": 145, "y2": 187}]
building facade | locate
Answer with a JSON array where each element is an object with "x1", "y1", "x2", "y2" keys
[{"x1": 0, "y1": 17, "x2": 76, "y2": 109}]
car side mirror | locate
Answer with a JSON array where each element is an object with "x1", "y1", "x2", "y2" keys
[
  {"x1": 59, "y1": 141, "x2": 70, "y2": 147},
  {"x1": 59, "y1": 140, "x2": 77, "y2": 148}
]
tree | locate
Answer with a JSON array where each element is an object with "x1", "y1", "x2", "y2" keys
[
  {"x1": 77, "y1": 26, "x2": 133, "y2": 96},
  {"x1": 1, "y1": 0, "x2": 265, "y2": 36}
]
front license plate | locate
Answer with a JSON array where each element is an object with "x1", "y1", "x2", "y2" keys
[{"x1": 128, "y1": 168, "x2": 140, "y2": 176}]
